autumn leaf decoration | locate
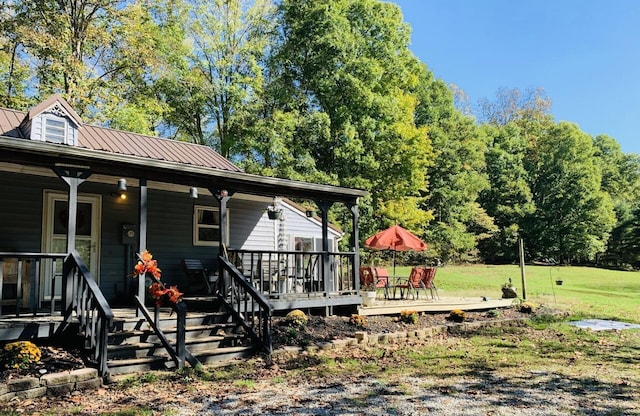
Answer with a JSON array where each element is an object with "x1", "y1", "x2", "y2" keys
[{"x1": 133, "y1": 250, "x2": 183, "y2": 307}]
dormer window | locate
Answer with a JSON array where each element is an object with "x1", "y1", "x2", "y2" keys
[
  {"x1": 19, "y1": 95, "x2": 81, "y2": 145},
  {"x1": 44, "y1": 116, "x2": 67, "y2": 143}
]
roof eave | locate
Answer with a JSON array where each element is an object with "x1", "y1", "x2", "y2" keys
[{"x1": 0, "y1": 135, "x2": 367, "y2": 203}]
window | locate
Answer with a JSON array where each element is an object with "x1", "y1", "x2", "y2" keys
[
  {"x1": 194, "y1": 205, "x2": 224, "y2": 246},
  {"x1": 43, "y1": 116, "x2": 67, "y2": 143}
]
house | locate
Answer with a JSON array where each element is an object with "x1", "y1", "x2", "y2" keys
[{"x1": 0, "y1": 95, "x2": 366, "y2": 377}]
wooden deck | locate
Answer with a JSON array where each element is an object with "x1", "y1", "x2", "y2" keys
[{"x1": 357, "y1": 296, "x2": 517, "y2": 316}]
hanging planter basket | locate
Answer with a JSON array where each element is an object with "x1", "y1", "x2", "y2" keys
[{"x1": 268, "y1": 209, "x2": 282, "y2": 220}]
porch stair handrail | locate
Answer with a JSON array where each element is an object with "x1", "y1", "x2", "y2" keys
[
  {"x1": 217, "y1": 254, "x2": 273, "y2": 356},
  {"x1": 132, "y1": 296, "x2": 200, "y2": 370},
  {"x1": 62, "y1": 250, "x2": 114, "y2": 379}
]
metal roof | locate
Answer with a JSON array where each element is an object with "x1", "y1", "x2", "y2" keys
[{"x1": 0, "y1": 100, "x2": 367, "y2": 203}]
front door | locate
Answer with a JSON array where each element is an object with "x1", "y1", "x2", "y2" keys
[{"x1": 42, "y1": 190, "x2": 101, "y2": 300}]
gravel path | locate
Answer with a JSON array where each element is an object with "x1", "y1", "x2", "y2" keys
[{"x1": 170, "y1": 373, "x2": 638, "y2": 415}]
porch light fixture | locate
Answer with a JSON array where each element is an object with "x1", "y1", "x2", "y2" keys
[
  {"x1": 117, "y1": 178, "x2": 127, "y2": 192},
  {"x1": 189, "y1": 187, "x2": 198, "y2": 199},
  {"x1": 111, "y1": 178, "x2": 127, "y2": 200}
]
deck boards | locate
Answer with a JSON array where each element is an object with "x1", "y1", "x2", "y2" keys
[{"x1": 358, "y1": 296, "x2": 516, "y2": 316}]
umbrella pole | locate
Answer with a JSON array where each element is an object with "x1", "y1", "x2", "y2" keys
[{"x1": 392, "y1": 250, "x2": 396, "y2": 278}]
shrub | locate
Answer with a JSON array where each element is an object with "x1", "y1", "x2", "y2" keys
[
  {"x1": 486, "y1": 309, "x2": 502, "y2": 318},
  {"x1": 283, "y1": 309, "x2": 308, "y2": 327},
  {"x1": 448, "y1": 309, "x2": 466, "y2": 323},
  {"x1": 1, "y1": 341, "x2": 41, "y2": 369},
  {"x1": 400, "y1": 310, "x2": 419, "y2": 324},
  {"x1": 519, "y1": 301, "x2": 537, "y2": 314},
  {"x1": 349, "y1": 314, "x2": 367, "y2": 328}
]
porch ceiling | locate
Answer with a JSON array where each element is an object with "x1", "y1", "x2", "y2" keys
[{"x1": 0, "y1": 136, "x2": 367, "y2": 204}]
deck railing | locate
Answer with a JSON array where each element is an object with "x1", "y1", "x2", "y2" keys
[
  {"x1": 226, "y1": 249, "x2": 357, "y2": 298},
  {"x1": 218, "y1": 255, "x2": 273, "y2": 355},
  {"x1": 62, "y1": 251, "x2": 114, "y2": 379},
  {"x1": 0, "y1": 252, "x2": 67, "y2": 316}
]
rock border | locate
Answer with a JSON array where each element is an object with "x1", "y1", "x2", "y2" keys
[
  {"x1": 0, "y1": 368, "x2": 101, "y2": 402},
  {"x1": 272, "y1": 317, "x2": 529, "y2": 355}
]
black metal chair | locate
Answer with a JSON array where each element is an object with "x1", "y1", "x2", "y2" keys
[{"x1": 181, "y1": 259, "x2": 216, "y2": 295}]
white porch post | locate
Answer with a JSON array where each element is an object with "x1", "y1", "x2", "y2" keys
[{"x1": 137, "y1": 178, "x2": 148, "y2": 316}]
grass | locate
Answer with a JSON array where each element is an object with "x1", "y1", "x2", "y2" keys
[{"x1": 391, "y1": 264, "x2": 640, "y2": 322}]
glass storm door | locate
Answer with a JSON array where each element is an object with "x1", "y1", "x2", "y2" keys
[{"x1": 42, "y1": 191, "x2": 101, "y2": 300}]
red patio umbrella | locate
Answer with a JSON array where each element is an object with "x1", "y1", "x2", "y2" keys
[{"x1": 365, "y1": 225, "x2": 428, "y2": 276}]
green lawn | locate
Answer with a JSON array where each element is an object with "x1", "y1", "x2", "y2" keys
[{"x1": 391, "y1": 264, "x2": 640, "y2": 322}]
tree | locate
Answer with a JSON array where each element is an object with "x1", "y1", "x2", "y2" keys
[
  {"x1": 477, "y1": 87, "x2": 551, "y2": 126},
  {"x1": 267, "y1": 0, "x2": 433, "y2": 240},
  {"x1": 524, "y1": 122, "x2": 616, "y2": 262},
  {"x1": 0, "y1": 0, "x2": 175, "y2": 133},
  {"x1": 415, "y1": 76, "x2": 491, "y2": 261},
  {"x1": 478, "y1": 122, "x2": 534, "y2": 262}
]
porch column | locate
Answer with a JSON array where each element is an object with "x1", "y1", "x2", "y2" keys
[
  {"x1": 53, "y1": 167, "x2": 92, "y2": 253},
  {"x1": 317, "y1": 200, "x2": 334, "y2": 297},
  {"x1": 53, "y1": 167, "x2": 92, "y2": 313},
  {"x1": 137, "y1": 178, "x2": 148, "y2": 315},
  {"x1": 211, "y1": 188, "x2": 232, "y2": 294},
  {"x1": 349, "y1": 201, "x2": 360, "y2": 291}
]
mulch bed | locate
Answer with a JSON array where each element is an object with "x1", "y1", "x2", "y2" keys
[
  {"x1": 271, "y1": 307, "x2": 531, "y2": 348},
  {"x1": 0, "y1": 345, "x2": 86, "y2": 382}
]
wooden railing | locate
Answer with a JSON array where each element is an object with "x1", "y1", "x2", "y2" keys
[
  {"x1": 0, "y1": 252, "x2": 67, "y2": 316},
  {"x1": 217, "y1": 255, "x2": 273, "y2": 355},
  {"x1": 62, "y1": 251, "x2": 114, "y2": 379},
  {"x1": 132, "y1": 296, "x2": 199, "y2": 370},
  {"x1": 226, "y1": 249, "x2": 357, "y2": 298}
]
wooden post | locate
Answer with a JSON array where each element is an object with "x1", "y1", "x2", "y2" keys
[
  {"x1": 519, "y1": 237, "x2": 527, "y2": 300},
  {"x1": 317, "y1": 200, "x2": 334, "y2": 297},
  {"x1": 350, "y1": 201, "x2": 360, "y2": 291},
  {"x1": 137, "y1": 178, "x2": 148, "y2": 316},
  {"x1": 175, "y1": 301, "x2": 187, "y2": 369}
]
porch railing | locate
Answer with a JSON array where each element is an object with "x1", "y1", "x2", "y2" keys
[
  {"x1": 62, "y1": 250, "x2": 114, "y2": 379},
  {"x1": 226, "y1": 249, "x2": 357, "y2": 298},
  {"x1": 217, "y1": 254, "x2": 273, "y2": 355},
  {"x1": 0, "y1": 252, "x2": 67, "y2": 316}
]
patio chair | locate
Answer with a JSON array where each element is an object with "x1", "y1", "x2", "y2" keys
[
  {"x1": 182, "y1": 259, "x2": 216, "y2": 295},
  {"x1": 373, "y1": 267, "x2": 390, "y2": 299},
  {"x1": 421, "y1": 267, "x2": 440, "y2": 299},
  {"x1": 394, "y1": 267, "x2": 428, "y2": 300},
  {"x1": 359, "y1": 267, "x2": 376, "y2": 288}
]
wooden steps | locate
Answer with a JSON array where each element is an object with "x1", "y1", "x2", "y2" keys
[{"x1": 105, "y1": 308, "x2": 255, "y2": 376}]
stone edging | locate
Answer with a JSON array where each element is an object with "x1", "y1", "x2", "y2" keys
[
  {"x1": 0, "y1": 368, "x2": 101, "y2": 402},
  {"x1": 272, "y1": 317, "x2": 529, "y2": 356}
]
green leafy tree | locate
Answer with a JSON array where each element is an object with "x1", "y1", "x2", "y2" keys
[
  {"x1": 165, "y1": 0, "x2": 276, "y2": 155},
  {"x1": 524, "y1": 122, "x2": 616, "y2": 262},
  {"x1": 0, "y1": 0, "x2": 175, "y2": 133},
  {"x1": 266, "y1": 0, "x2": 433, "y2": 240},
  {"x1": 415, "y1": 76, "x2": 491, "y2": 262},
  {"x1": 478, "y1": 122, "x2": 534, "y2": 262}
]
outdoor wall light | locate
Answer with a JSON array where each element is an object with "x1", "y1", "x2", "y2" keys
[
  {"x1": 117, "y1": 178, "x2": 127, "y2": 192},
  {"x1": 189, "y1": 187, "x2": 198, "y2": 199},
  {"x1": 111, "y1": 191, "x2": 127, "y2": 200}
]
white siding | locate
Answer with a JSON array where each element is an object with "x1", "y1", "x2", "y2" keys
[{"x1": 226, "y1": 198, "x2": 342, "y2": 252}]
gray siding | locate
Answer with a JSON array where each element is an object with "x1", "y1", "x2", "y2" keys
[
  {"x1": 227, "y1": 199, "x2": 277, "y2": 250},
  {"x1": 0, "y1": 170, "x2": 342, "y2": 304}
]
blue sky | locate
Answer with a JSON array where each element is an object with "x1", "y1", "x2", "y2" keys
[{"x1": 391, "y1": 0, "x2": 640, "y2": 154}]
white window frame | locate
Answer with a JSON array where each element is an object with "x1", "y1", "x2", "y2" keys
[
  {"x1": 42, "y1": 115, "x2": 68, "y2": 144},
  {"x1": 193, "y1": 205, "x2": 228, "y2": 246}
]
